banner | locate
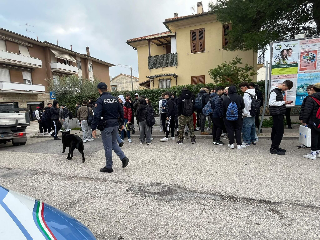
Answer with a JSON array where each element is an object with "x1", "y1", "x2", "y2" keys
[
  {"x1": 299, "y1": 38, "x2": 320, "y2": 72},
  {"x1": 272, "y1": 41, "x2": 299, "y2": 75},
  {"x1": 271, "y1": 74, "x2": 297, "y2": 107},
  {"x1": 296, "y1": 72, "x2": 320, "y2": 105}
]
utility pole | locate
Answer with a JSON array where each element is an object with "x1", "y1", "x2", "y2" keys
[{"x1": 131, "y1": 66, "x2": 133, "y2": 91}]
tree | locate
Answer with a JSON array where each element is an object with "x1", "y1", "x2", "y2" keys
[
  {"x1": 209, "y1": 0, "x2": 320, "y2": 51},
  {"x1": 208, "y1": 57, "x2": 256, "y2": 86}
]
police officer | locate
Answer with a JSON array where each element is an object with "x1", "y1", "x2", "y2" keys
[{"x1": 92, "y1": 82, "x2": 129, "y2": 173}]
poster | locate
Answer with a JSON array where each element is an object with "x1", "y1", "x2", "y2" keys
[
  {"x1": 299, "y1": 38, "x2": 320, "y2": 72},
  {"x1": 271, "y1": 74, "x2": 297, "y2": 107},
  {"x1": 296, "y1": 72, "x2": 320, "y2": 105},
  {"x1": 272, "y1": 41, "x2": 299, "y2": 75}
]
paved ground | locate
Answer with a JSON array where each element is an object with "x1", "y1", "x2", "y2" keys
[{"x1": 1, "y1": 130, "x2": 320, "y2": 239}]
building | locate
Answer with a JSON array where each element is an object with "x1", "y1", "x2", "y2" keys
[
  {"x1": 110, "y1": 73, "x2": 139, "y2": 92},
  {"x1": 127, "y1": 2, "x2": 257, "y2": 89},
  {"x1": 0, "y1": 28, "x2": 114, "y2": 114}
]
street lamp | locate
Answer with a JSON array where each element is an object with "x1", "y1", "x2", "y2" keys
[{"x1": 116, "y1": 64, "x2": 133, "y2": 91}]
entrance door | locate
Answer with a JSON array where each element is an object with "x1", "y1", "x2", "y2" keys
[{"x1": 27, "y1": 102, "x2": 43, "y2": 121}]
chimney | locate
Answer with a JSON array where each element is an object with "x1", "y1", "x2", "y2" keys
[
  {"x1": 86, "y1": 47, "x2": 90, "y2": 56},
  {"x1": 197, "y1": 2, "x2": 203, "y2": 14},
  {"x1": 70, "y1": 45, "x2": 72, "y2": 51},
  {"x1": 57, "y1": 39, "x2": 59, "y2": 45},
  {"x1": 174, "y1": 13, "x2": 178, "y2": 18}
]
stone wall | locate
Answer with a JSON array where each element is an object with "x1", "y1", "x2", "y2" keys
[{"x1": 0, "y1": 92, "x2": 51, "y2": 108}]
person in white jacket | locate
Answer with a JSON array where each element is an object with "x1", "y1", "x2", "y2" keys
[{"x1": 240, "y1": 82, "x2": 258, "y2": 146}]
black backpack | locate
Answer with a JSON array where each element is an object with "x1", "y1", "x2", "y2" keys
[
  {"x1": 246, "y1": 93, "x2": 261, "y2": 117},
  {"x1": 146, "y1": 106, "x2": 155, "y2": 127},
  {"x1": 182, "y1": 98, "x2": 194, "y2": 116}
]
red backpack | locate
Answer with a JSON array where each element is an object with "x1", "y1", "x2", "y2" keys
[{"x1": 311, "y1": 97, "x2": 320, "y2": 130}]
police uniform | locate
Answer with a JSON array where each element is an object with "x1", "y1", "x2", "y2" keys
[{"x1": 92, "y1": 82, "x2": 129, "y2": 172}]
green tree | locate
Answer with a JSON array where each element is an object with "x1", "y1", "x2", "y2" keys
[
  {"x1": 209, "y1": 0, "x2": 320, "y2": 51},
  {"x1": 208, "y1": 57, "x2": 256, "y2": 86}
]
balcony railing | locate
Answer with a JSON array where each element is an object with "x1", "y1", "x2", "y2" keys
[
  {"x1": 50, "y1": 62, "x2": 79, "y2": 74},
  {"x1": 0, "y1": 51, "x2": 42, "y2": 68},
  {"x1": 148, "y1": 53, "x2": 178, "y2": 70},
  {"x1": 0, "y1": 82, "x2": 45, "y2": 92}
]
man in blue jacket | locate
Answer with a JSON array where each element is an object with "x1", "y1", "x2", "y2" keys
[
  {"x1": 91, "y1": 82, "x2": 129, "y2": 173},
  {"x1": 210, "y1": 86, "x2": 225, "y2": 145}
]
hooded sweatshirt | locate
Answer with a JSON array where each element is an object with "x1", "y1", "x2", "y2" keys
[
  {"x1": 243, "y1": 88, "x2": 256, "y2": 117},
  {"x1": 302, "y1": 92, "x2": 320, "y2": 126},
  {"x1": 136, "y1": 99, "x2": 147, "y2": 122},
  {"x1": 178, "y1": 89, "x2": 194, "y2": 116},
  {"x1": 50, "y1": 100, "x2": 60, "y2": 120},
  {"x1": 222, "y1": 86, "x2": 245, "y2": 118}
]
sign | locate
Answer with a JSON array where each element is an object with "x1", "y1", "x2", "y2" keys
[
  {"x1": 271, "y1": 37, "x2": 320, "y2": 106},
  {"x1": 50, "y1": 91, "x2": 56, "y2": 100}
]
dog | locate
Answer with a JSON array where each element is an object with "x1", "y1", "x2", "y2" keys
[{"x1": 61, "y1": 130, "x2": 85, "y2": 163}]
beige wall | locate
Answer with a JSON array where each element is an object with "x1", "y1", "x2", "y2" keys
[
  {"x1": 136, "y1": 20, "x2": 257, "y2": 88},
  {"x1": 5, "y1": 41, "x2": 19, "y2": 53},
  {"x1": 0, "y1": 92, "x2": 50, "y2": 108},
  {"x1": 92, "y1": 61, "x2": 110, "y2": 90},
  {"x1": 110, "y1": 75, "x2": 139, "y2": 91}
]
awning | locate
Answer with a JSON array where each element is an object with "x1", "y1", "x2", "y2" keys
[{"x1": 50, "y1": 49, "x2": 76, "y2": 62}]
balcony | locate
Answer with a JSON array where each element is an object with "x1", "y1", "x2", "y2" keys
[
  {"x1": 148, "y1": 53, "x2": 178, "y2": 70},
  {"x1": 50, "y1": 62, "x2": 79, "y2": 74},
  {"x1": 0, "y1": 82, "x2": 45, "y2": 93},
  {"x1": 0, "y1": 51, "x2": 42, "y2": 68}
]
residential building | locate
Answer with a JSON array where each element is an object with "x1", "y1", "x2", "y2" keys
[
  {"x1": 0, "y1": 28, "x2": 114, "y2": 114},
  {"x1": 110, "y1": 73, "x2": 139, "y2": 92},
  {"x1": 127, "y1": 2, "x2": 257, "y2": 89}
]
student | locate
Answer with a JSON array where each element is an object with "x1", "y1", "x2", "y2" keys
[
  {"x1": 240, "y1": 82, "x2": 258, "y2": 146},
  {"x1": 210, "y1": 87, "x2": 224, "y2": 145},
  {"x1": 35, "y1": 106, "x2": 44, "y2": 135},
  {"x1": 195, "y1": 88, "x2": 210, "y2": 134},
  {"x1": 248, "y1": 83, "x2": 263, "y2": 130},
  {"x1": 269, "y1": 80, "x2": 294, "y2": 155},
  {"x1": 118, "y1": 95, "x2": 133, "y2": 143},
  {"x1": 302, "y1": 83, "x2": 320, "y2": 160},
  {"x1": 300, "y1": 85, "x2": 315, "y2": 123},
  {"x1": 50, "y1": 100, "x2": 62, "y2": 140},
  {"x1": 159, "y1": 93, "x2": 166, "y2": 132},
  {"x1": 137, "y1": 98, "x2": 153, "y2": 145},
  {"x1": 160, "y1": 92, "x2": 176, "y2": 142},
  {"x1": 77, "y1": 100, "x2": 93, "y2": 143},
  {"x1": 42, "y1": 103, "x2": 52, "y2": 135},
  {"x1": 222, "y1": 86, "x2": 246, "y2": 150}
]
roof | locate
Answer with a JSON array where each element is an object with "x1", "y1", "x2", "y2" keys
[
  {"x1": 111, "y1": 73, "x2": 139, "y2": 82},
  {"x1": 164, "y1": 11, "x2": 213, "y2": 23},
  {"x1": 0, "y1": 28, "x2": 114, "y2": 67},
  {"x1": 127, "y1": 31, "x2": 175, "y2": 43}
]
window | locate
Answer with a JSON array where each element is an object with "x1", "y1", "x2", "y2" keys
[
  {"x1": 88, "y1": 61, "x2": 93, "y2": 72},
  {"x1": 222, "y1": 24, "x2": 231, "y2": 48},
  {"x1": 166, "y1": 45, "x2": 171, "y2": 54},
  {"x1": 22, "y1": 71, "x2": 32, "y2": 85},
  {"x1": 159, "y1": 78, "x2": 171, "y2": 89},
  {"x1": 19, "y1": 45, "x2": 30, "y2": 57},
  {"x1": 111, "y1": 85, "x2": 117, "y2": 92},
  {"x1": 52, "y1": 75, "x2": 59, "y2": 85},
  {"x1": 77, "y1": 59, "x2": 82, "y2": 69},
  {"x1": 0, "y1": 40, "x2": 6, "y2": 51},
  {"x1": 0, "y1": 67, "x2": 10, "y2": 82},
  {"x1": 190, "y1": 28, "x2": 205, "y2": 53},
  {"x1": 191, "y1": 75, "x2": 205, "y2": 85}
]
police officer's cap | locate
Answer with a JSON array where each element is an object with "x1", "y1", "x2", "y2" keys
[{"x1": 97, "y1": 82, "x2": 108, "y2": 90}]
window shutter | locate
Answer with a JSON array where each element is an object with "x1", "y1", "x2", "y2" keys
[
  {"x1": 19, "y1": 45, "x2": 30, "y2": 56},
  {"x1": 190, "y1": 30, "x2": 198, "y2": 53},
  {"x1": 222, "y1": 24, "x2": 231, "y2": 48},
  {"x1": 198, "y1": 29, "x2": 205, "y2": 52},
  {"x1": 191, "y1": 76, "x2": 198, "y2": 85},
  {"x1": 0, "y1": 40, "x2": 6, "y2": 51},
  {"x1": 0, "y1": 67, "x2": 10, "y2": 82},
  {"x1": 198, "y1": 75, "x2": 205, "y2": 84}
]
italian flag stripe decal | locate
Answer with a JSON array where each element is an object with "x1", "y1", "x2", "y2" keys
[{"x1": 36, "y1": 201, "x2": 57, "y2": 240}]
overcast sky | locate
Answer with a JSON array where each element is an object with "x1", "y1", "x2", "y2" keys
[{"x1": 1, "y1": 0, "x2": 215, "y2": 79}]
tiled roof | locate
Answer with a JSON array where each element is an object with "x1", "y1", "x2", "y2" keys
[
  {"x1": 164, "y1": 12, "x2": 212, "y2": 23},
  {"x1": 0, "y1": 28, "x2": 114, "y2": 67},
  {"x1": 111, "y1": 73, "x2": 139, "y2": 81},
  {"x1": 127, "y1": 31, "x2": 174, "y2": 43}
]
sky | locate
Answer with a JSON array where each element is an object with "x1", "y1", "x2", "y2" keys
[{"x1": 0, "y1": 0, "x2": 214, "y2": 79}]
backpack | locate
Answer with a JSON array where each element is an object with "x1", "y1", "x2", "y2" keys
[
  {"x1": 146, "y1": 105, "x2": 156, "y2": 127},
  {"x1": 182, "y1": 98, "x2": 194, "y2": 116},
  {"x1": 195, "y1": 93, "x2": 205, "y2": 110},
  {"x1": 226, "y1": 96, "x2": 238, "y2": 121},
  {"x1": 202, "y1": 100, "x2": 213, "y2": 116},
  {"x1": 68, "y1": 111, "x2": 73, "y2": 119},
  {"x1": 87, "y1": 107, "x2": 93, "y2": 125},
  {"x1": 246, "y1": 93, "x2": 261, "y2": 117}
]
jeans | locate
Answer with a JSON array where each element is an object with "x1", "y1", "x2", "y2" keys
[
  {"x1": 242, "y1": 117, "x2": 257, "y2": 144},
  {"x1": 121, "y1": 119, "x2": 131, "y2": 139},
  {"x1": 139, "y1": 120, "x2": 152, "y2": 143},
  {"x1": 212, "y1": 117, "x2": 223, "y2": 142},
  {"x1": 62, "y1": 117, "x2": 69, "y2": 130},
  {"x1": 117, "y1": 134, "x2": 123, "y2": 144},
  {"x1": 81, "y1": 120, "x2": 90, "y2": 140},
  {"x1": 224, "y1": 118, "x2": 243, "y2": 145},
  {"x1": 271, "y1": 115, "x2": 284, "y2": 149},
  {"x1": 101, "y1": 126, "x2": 126, "y2": 169}
]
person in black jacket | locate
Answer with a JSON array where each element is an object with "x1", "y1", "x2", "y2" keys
[
  {"x1": 211, "y1": 86, "x2": 225, "y2": 145},
  {"x1": 249, "y1": 83, "x2": 263, "y2": 130},
  {"x1": 137, "y1": 99, "x2": 152, "y2": 145},
  {"x1": 160, "y1": 93, "x2": 177, "y2": 142},
  {"x1": 42, "y1": 103, "x2": 52, "y2": 134},
  {"x1": 299, "y1": 85, "x2": 315, "y2": 123},
  {"x1": 269, "y1": 80, "x2": 293, "y2": 155},
  {"x1": 222, "y1": 85, "x2": 245, "y2": 149},
  {"x1": 302, "y1": 83, "x2": 320, "y2": 160},
  {"x1": 50, "y1": 100, "x2": 61, "y2": 140}
]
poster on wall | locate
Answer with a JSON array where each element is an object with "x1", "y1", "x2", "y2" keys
[
  {"x1": 296, "y1": 72, "x2": 320, "y2": 105},
  {"x1": 271, "y1": 74, "x2": 297, "y2": 107},
  {"x1": 299, "y1": 38, "x2": 320, "y2": 72},
  {"x1": 272, "y1": 41, "x2": 300, "y2": 75}
]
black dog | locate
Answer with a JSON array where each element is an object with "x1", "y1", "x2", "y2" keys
[{"x1": 62, "y1": 131, "x2": 85, "y2": 163}]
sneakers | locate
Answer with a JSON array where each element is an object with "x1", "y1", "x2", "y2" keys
[
  {"x1": 160, "y1": 137, "x2": 169, "y2": 142},
  {"x1": 100, "y1": 167, "x2": 113, "y2": 173},
  {"x1": 278, "y1": 148, "x2": 286, "y2": 152},
  {"x1": 213, "y1": 141, "x2": 224, "y2": 146},
  {"x1": 147, "y1": 142, "x2": 151, "y2": 146},
  {"x1": 195, "y1": 127, "x2": 200, "y2": 131},
  {"x1": 270, "y1": 148, "x2": 285, "y2": 155},
  {"x1": 237, "y1": 145, "x2": 246, "y2": 150},
  {"x1": 83, "y1": 139, "x2": 88, "y2": 143},
  {"x1": 87, "y1": 138, "x2": 94, "y2": 142},
  {"x1": 191, "y1": 137, "x2": 196, "y2": 144},
  {"x1": 119, "y1": 142, "x2": 124, "y2": 147},
  {"x1": 177, "y1": 139, "x2": 183, "y2": 145},
  {"x1": 171, "y1": 137, "x2": 175, "y2": 140},
  {"x1": 303, "y1": 152, "x2": 317, "y2": 160},
  {"x1": 121, "y1": 157, "x2": 129, "y2": 168},
  {"x1": 243, "y1": 143, "x2": 251, "y2": 147},
  {"x1": 140, "y1": 142, "x2": 143, "y2": 145},
  {"x1": 128, "y1": 138, "x2": 132, "y2": 143},
  {"x1": 228, "y1": 144, "x2": 235, "y2": 149}
]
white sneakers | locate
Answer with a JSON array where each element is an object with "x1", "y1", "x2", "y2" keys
[
  {"x1": 87, "y1": 138, "x2": 94, "y2": 142},
  {"x1": 237, "y1": 145, "x2": 247, "y2": 150},
  {"x1": 160, "y1": 137, "x2": 169, "y2": 142},
  {"x1": 83, "y1": 139, "x2": 88, "y2": 143},
  {"x1": 228, "y1": 144, "x2": 235, "y2": 149},
  {"x1": 171, "y1": 137, "x2": 175, "y2": 140},
  {"x1": 303, "y1": 152, "x2": 317, "y2": 160},
  {"x1": 128, "y1": 138, "x2": 132, "y2": 143}
]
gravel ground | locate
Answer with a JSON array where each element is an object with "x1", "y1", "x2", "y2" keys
[{"x1": 0, "y1": 136, "x2": 320, "y2": 239}]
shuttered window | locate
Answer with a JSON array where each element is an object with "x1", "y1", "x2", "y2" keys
[
  {"x1": 222, "y1": 24, "x2": 231, "y2": 48},
  {"x1": 0, "y1": 67, "x2": 10, "y2": 82},
  {"x1": 190, "y1": 28, "x2": 205, "y2": 53},
  {"x1": 0, "y1": 40, "x2": 6, "y2": 51},
  {"x1": 19, "y1": 45, "x2": 30, "y2": 56},
  {"x1": 22, "y1": 71, "x2": 32, "y2": 84},
  {"x1": 191, "y1": 75, "x2": 205, "y2": 85}
]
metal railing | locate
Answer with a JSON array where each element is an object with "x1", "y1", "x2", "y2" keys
[{"x1": 148, "y1": 53, "x2": 178, "y2": 70}]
